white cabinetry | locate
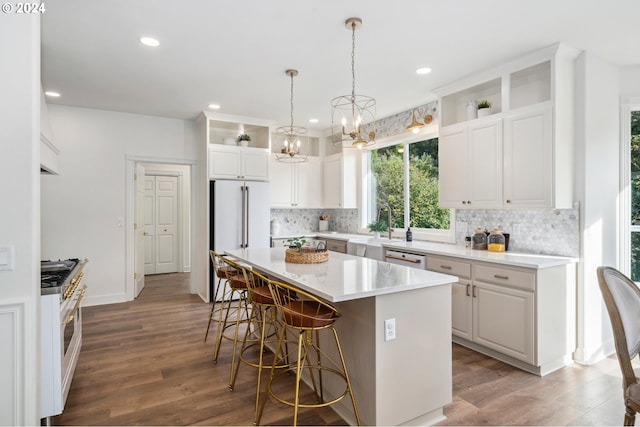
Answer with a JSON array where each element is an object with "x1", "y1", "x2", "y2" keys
[
  {"x1": 427, "y1": 254, "x2": 575, "y2": 376},
  {"x1": 40, "y1": 90, "x2": 60, "y2": 175},
  {"x1": 323, "y1": 152, "x2": 357, "y2": 209},
  {"x1": 208, "y1": 145, "x2": 269, "y2": 181},
  {"x1": 435, "y1": 43, "x2": 578, "y2": 209},
  {"x1": 270, "y1": 154, "x2": 322, "y2": 208},
  {"x1": 439, "y1": 119, "x2": 502, "y2": 209}
]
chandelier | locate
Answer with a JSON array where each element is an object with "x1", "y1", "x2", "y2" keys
[
  {"x1": 275, "y1": 69, "x2": 308, "y2": 163},
  {"x1": 331, "y1": 17, "x2": 376, "y2": 149}
]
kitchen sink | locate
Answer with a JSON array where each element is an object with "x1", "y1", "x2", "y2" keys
[{"x1": 347, "y1": 237, "x2": 402, "y2": 261}]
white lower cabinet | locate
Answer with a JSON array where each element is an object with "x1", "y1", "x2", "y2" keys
[{"x1": 428, "y1": 254, "x2": 575, "y2": 376}]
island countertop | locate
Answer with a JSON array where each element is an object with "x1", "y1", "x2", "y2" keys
[{"x1": 225, "y1": 247, "x2": 457, "y2": 303}]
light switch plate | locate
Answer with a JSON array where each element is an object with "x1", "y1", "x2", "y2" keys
[{"x1": 0, "y1": 245, "x2": 15, "y2": 271}]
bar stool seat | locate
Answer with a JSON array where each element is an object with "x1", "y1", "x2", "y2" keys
[{"x1": 257, "y1": 280, "x2": 360, "y2": 426}]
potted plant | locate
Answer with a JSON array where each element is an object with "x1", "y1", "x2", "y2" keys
[
  {"x1": 237, "y1": 133, "x2": 251, "y2": 147},
  {"x1": 286, "y1": 236, "x2": 307, "y2": 251},
  {"x1": 368, "y1": 220, "x2": 387, "y2": 239},
  {"x1": 477, "y1": 100, "x2": 492, "y2": 118}
]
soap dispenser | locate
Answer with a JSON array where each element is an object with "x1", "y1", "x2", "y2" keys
[{"x1": 405, "y1": 227, "x2": 413, "y2": 242}]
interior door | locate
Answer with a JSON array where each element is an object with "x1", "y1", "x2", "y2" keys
[
  {"x1": 134, "y1": 164, "x2": 146, "y2": 297},
  {"x1": 154, "y1": 176, "x2": 179, "y2": 274},
  {"x1": 143, "y1": 176, "x2": 155, "y2": 275}
]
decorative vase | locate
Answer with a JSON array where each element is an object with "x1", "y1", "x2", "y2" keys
[
  {"x1": 466, "y1": 100, "x2": 478, "y2": 120},
  {"x1": 477, "y1": 107, "x2": 491, "y2": 118},
  {"x1": 373, "y1": 231, "x2": 380, "y2": 239},
  {"x1": 239, "y1": 140, "x2": 249, "y2": 147}
]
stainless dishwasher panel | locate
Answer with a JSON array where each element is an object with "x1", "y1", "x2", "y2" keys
[{"x1": 384, "y1": 249, "x2": 427, "y2": 269}]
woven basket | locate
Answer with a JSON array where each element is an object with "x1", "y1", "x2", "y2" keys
[{"x1": 285, "y1": 247, "x2": 329, "y2": 264}]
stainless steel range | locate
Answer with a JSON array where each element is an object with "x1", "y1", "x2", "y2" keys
[{"x1": 40, "y1": 258, "x2": 88, "y2": 420}]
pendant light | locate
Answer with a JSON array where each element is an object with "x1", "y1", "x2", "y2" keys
[
  {"x1": 331, "y1": 17, "x2": 376, "y2": 149},
  {"x1": 275, "y1": 69, "x2": 308, "y2": 163}
]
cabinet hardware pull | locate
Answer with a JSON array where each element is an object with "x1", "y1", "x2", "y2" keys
[
  {"x1": 440, "y1": 265, "x2": 452, "y2": 270},
  {"x1": 462, "y1": 201, "x2": 467, "y2": 204},
  {"x1": 64, "y1": 285, "x2": 88, "y2": 325},
  {"x1": 472, "y1": 285, "x2": 477, "y2": 298},
  {"x1": 506, "y1": 199, "x2": 512, "y2": 203},
  {"x1": 466, "y1": 284, "x2": 471, "y2": 296},
  {"x1": 494, "y1": 274, "x2": 509, "y2": 280},
  {"x1": 385, "y1": 255, "x2": 421, "y2": 263},
  {"x1": 467, "y1": 200, "x2": 471, "y2": 204}
]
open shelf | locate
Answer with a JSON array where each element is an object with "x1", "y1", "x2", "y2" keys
[
  {"x1": 440, "y1": 78, "x2": 502, "y2": 127},
  {"x1": 208, "y1": 120, "x2": 270, "y2": 149},
  {"x1": 509, "y1": 61, "x2": 551, "y2": 110}
]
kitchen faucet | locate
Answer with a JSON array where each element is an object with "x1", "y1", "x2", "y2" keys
[{"x1": 378, "y1": 201, "x2": 393, "y2": 240}]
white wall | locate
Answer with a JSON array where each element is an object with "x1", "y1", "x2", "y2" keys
[
  {"x1": 573, "y1": 52, "x2": 620, "y2": 364},
  {"x1": 621, "y1": 66, "x2": 640, "y2": 95},
  {"x1": 0, "y1": 14, "x2": 41, "y2": 426},
  {"x1": 41, "y1": 105, "x2": 199, "y2": 306}
]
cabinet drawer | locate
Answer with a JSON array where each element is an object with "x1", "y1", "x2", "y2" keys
[
  {"x1": 427, "y1": 256, "x2": 471, "y2": 279},
  {"x1": 474, "y1": 264, "x2": 535, "y2": 291},
  {"x1": 325, "y1": 239, "x2": 347, "y2": 254}
]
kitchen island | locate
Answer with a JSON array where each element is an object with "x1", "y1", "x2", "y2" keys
[{"x1": 226, "y1": 247, "x2": 458, "y2": 426}]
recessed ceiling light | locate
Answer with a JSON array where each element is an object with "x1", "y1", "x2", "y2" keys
[
  {"x1": 44, "y1": 91, "x2": 61, "y2": 98},
  {"x1": 140, "y1": 37, "x2": 160, "y2": 47},
  {"x1": 309, "y1": 118, "x2": 319, "y2": 123},
  {"x1": 416, "y1": 67, "x2": 432, "y2": 75},
  {"x1": 208, "y1": 104, "x2": 221, "y2": 110}
]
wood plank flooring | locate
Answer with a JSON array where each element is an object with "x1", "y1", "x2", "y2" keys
[{"x1": 54, "y1": 273, "x2": 628, "y2": 426}]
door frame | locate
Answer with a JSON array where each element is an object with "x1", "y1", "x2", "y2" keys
[{"x1": 125, "y1": 155, "x2": 198, "y2": 301}]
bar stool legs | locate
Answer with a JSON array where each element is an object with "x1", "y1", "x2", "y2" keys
[
  {"x1": 204, "y1": 251, "x2": 233, "y2": 343},
  {"x1": 256, "y1": 280, "x2": 361, "y2": 426}
]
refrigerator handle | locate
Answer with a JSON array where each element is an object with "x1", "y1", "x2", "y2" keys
[
  {"x1": 241, "y1": 186, "x2": 246, "y2": 248},
  {"x1": 246, "y1": 185, "x2": 250, "y2": 248}
]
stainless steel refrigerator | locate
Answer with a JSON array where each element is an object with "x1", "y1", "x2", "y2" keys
[{"x1": 209, "y1": 180, "x2": 270, "y2": 299}]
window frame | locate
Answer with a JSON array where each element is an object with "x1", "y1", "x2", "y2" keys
[
  {"x1": 620, "y1": 98, "x2": 640, "y2": 279},
  {"x1": 359, "y1": 127, "x2": 456, "y2": 243}
]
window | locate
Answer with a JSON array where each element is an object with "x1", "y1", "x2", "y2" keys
[
  {"x1": 363, "y1": 135, "x2": 452, "y2": 241},
  {"x1": 630, "y1": 110, "x2": 640, "y2": 280}
]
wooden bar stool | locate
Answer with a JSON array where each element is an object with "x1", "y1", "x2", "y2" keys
[
  {"x1": 212, "y1": 257, "x2": 251, "y2": 366},
  {"x1": 256, "y1": 280, "x2": 360, "y2": 426},
  {"x1": 229, "y1": 270, "x2": 290, "y2": 424},
  {"x1": 204, "y1": 251, "x2": 235, "y2": 342}
]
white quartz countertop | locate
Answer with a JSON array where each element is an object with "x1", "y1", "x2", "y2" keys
[
  {"x1": 225, "y1": 247, "x2": 457, "y2": 302},
  {"x1": 272, "y1": 232, "x2": 577, "y2": 269}
]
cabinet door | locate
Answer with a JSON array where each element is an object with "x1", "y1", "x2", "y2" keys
[
  {"x1": 209, "y1": 146, "x2": 242, "y2": 179},
  {"x1": 451, "y1": 280, "x2": 472, "y2": 340},
  {"x1": 323, "y1": 155, "x2": 342, "y2": 208},
  {"x1": 504, "y1": 105, "x2": 552, "y2": 207},
  {"x1": 468, "y1": 119, "x2": 503, "y2": 208},
  {"x1": 242, "y1": 148, "x2": 269, "y2": 181},
  {"x1": 438, "y1": 125, "x2": 469, "y2": 208},
  {"x1": 473, "y1": 282, "x2": 534, "y2": 364},
  {"x1": 295, "y1": 157, "x2": 323, "y2": 208},
  {"x1": 269, "y1": 154, "x2": 294, "y2": 207}
]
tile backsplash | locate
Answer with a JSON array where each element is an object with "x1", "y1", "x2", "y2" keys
[
  {"x1": 270, "y1": 209, "x2": 359, "y2": 235},
  {"x1": 272, "y1": 206, "x2": 579, "y2": 258},
  {"x1": 455, "y1": 206, "x2": 580, "y2": 257}
]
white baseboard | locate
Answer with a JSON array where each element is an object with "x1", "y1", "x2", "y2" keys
[
  {"x1": 573, "y1": 339, "x2": 616, "y2": 365},
  {"x1": 82, "y1": 293, "x2": 128, "y2": 307}
]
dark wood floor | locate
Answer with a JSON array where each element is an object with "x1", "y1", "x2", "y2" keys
[{"x1": 55, "y1": 273, "x2": 628, "y2": 426}]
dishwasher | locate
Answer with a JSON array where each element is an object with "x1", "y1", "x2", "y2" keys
[{"x1": 384, "y1": 249, "x2": 427, "y2": 269}]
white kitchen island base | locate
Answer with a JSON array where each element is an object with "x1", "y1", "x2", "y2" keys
[{"x1": 328, "y1": 285, "x2": 452, "y2": 426}]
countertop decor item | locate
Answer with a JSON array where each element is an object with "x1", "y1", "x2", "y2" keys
[
  {"x1": 285, "y1": 246, "x2": 329, "y2": 264},
  {"x1": 331, "y1": 17, "x2": 376, "y2": 149},
  {"x1": 368, "y1": 219, "x2": 387, "y2": 239},
  {"x1": 477, "y1": 100, "x2": 492, "y2": 117},
  {"x1": 237, "y1": 133, "x2": 251, "y2": 146},
  {"x1": 275, "y1": 69, "x2": 308, "y2": 163}
]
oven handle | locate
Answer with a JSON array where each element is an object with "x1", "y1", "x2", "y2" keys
[
  {"x1": 385, "y1": 254, "x2": 421, "y2": 263},
  {"x1": 64, "y1": 284, "x2": 87, "y2": 325}
]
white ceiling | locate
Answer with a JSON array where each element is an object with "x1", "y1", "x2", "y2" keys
[{"x1": 41, "y1": 0, "x2": 640, "y2": 131}]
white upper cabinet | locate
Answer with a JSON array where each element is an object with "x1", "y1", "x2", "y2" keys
[
  {"x1": 198, "y1": 111, "x2": 272, "y2": 181},
  {"x1": 434, "y1": 43, "x2": 578, "y2": 209},
  {"x1": 439, "y1": 118, "x2": 503, "y2": 209},
  {"x1": 269, "y1": 154, "x2": 322, "y2": 208},
  {"x1": 323, "y1": 151, "x2": 357, "y2": 209}
]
